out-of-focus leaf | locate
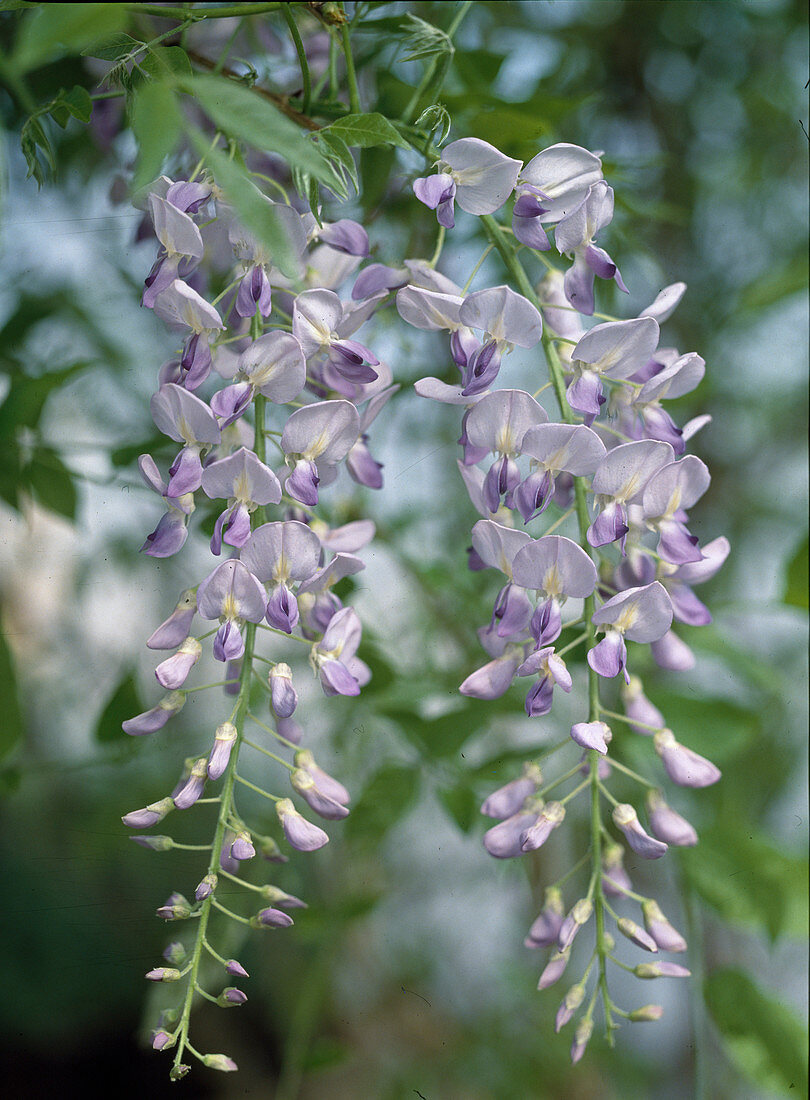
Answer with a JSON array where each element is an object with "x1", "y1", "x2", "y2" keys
[
  {"x1": 323, "y1": 112, "x2": 410, "y2": 150},
  {"x1": 0, "y1": 361, "x2": 88, "y2": 440},
  {"x1": 381, "y1": 705, "x2": 483, "y2": 759},
  {"x1": 453, "y1": 49, "x2": 506, "y2": 89},
  {"x1": 0, "y1": 612, "x2": 23, "y2": 763},
  {"x1": 683, "y1": 825, "x2": 808, "y2": 941},
  {"x1": 783, "y1": 537, "x2": 808, "y2": 610},
  {"x1": 131, "y1": 81, "x2": 182, "y2": 192},
  {"x1": 188, "y1": 128, "x2": 303, "y2": 279},
  {"x1": 81, "y1": 31, "x2": 140, "y2": 62},
  {"x1": 345, "y1": 764, "x2": 419, "y2": 843},
  {"x1": 360, "y1": 145, "x2": 396, "y2": 213},
  {"x1": 95, "y1": 673, "x2": 143, "y2": 745},
  {"x1": 438, "y1": 782, "x2": 479, "y2": 833},
  {"x1": 25, "y1": 447, "x2": 78, "y2": 520},
  {"x1": 741, "y1": 254, "x2": 809, "y2": 311},
  {"x1": 191, "y1": 74, "x2": 343, "y2": 190},
  {"x1": 12, "y1": 3, "x2": 127, "y2": 73},
  {"x1": 140, "y1": 46, "x2": 193, "y2": 82},
  {"x1": 704, "y1": 968, "x2": 808, "y2": 1095},
  {"x1": 110, "y1": 436, "x2": 168, "y2": 468}
]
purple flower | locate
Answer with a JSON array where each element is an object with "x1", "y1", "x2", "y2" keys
[
  {"x1": 520, "y1": 801, "x2": 565, "y2": 852},
  {"x1": 150, "y1": 383, "x2": 221, "y2": 496},
  {"x1": 276, "y1": 797, "x2": 329, "y2": 851},
  {"x1": 642, "y1": 456, "x2": 710, "y2": 565},
  {"x1": 612, "y1": 803, "x2": 668, "y2": 859},
  {"x1": 414, "y1": 138, "x2": 522, "y2": 226},
  {"x1": 310, "y1": 606, "x2": 365, "y2": 697},
  {"x1": 653, "y1": 728, "x2": 721, "y2": 788},
  {"x1": 511, "y1": 535, "x2": 598, "y2": 602},
  {"x1": 122, "y1": 691, "x2": 185, "y2": 736},
  {"x1": 621, "y1": 675, "x2": 665, "y2": 735},
  {"x1": 556, "y1": 181, "x2": 627, "y2": 315},
  {"x1": 483, "y1": 809, "x2": 539, "y2": 859},
  {"x1": 555, "y1": 982, "x2": 586, "y2": 1032},
  {"x1": 481, "y1": 763, "x2": 543, "y2": 819},
  {"x1": 147, "y1": 589, "x2": 197, "y2": 649},
  {"x1": 196, "y1": 559, "x2": 268, "y2": 662},
  {"x1": 218, "y1": 987, "x2": 248, "y2": 1006},
  {"x1": 230, "y1": 830, "x2": 256, "y2": 861},
  {"x1": 588, "y1": 439, "x2": 674, "y2": 549},
  {"x1": 557, "y1": 898, "x2": 593, "y2": 951},
  {"x1": 525, "y1": 887, "x2": 565, "y2": 949},
  {"x1": 570, "y1": 1018, "x2": 593, "y2": 1064},
  {"x1": 570, "y1": 721, "x2": 612, "y2": 755},
  {"x1": 155, "y1": 636, "x2": 202, "y2": 690},
  {"x1": 207, "y1": 721, "x2": 238, "y2": 780},
  {"x1": 280, "y1": 399, "x2": 360, "y2": 506},
  {"x1": 518, "y1": 142, "x2": 603, "y2": 223},
  {"x1": 646, "y1": 790, "x2": 698, "y2": 846},
  {"x1": 241, "y1": 520, "x2": 322, "y2": 633},
  {"x1": 537, "y1": 948, "x2": 571, "y2": 990},
  {"x1": 589, "y1": 582, "x2": 673, "y2": 682},
  {"x1": 642, "y1": 899, "x2": 687, "y2": 952},
  {"x1": 225, "y1": 959, "x2": 249, "y2": 977},
  {"x1": 173, "y1": 757, "x2": 208, "y2": 810},
  {"x1": 634, "y1": 962, "x2": 691, "y2": 979},
  {"x1": 195, "y1": 873, "x2": 217, "y2": 901},
  {"x1": 617, "y1": 917, "x2": 658, "y2": 953},
  {"x1": 201, "y1": 448, "x2": 282, "y2": 554},
  {"x1": 516, "y1": 423, "x2": 605, "y2": 523},
  {"x1": 253, "y1": 907, "x2": 295, "y2": 929},
  {"x1": 122, "y1": 796, "x2": 174, "y2": 829}
]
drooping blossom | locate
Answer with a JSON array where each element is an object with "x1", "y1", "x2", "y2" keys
[
  {"x1": 413, "y1": 137, "x2": 522, "y2": 227},
  {"x1": 196, "y1": 559, "x2": 268, "y2": 662},
  {"x1": 589, "y1": 581, "x2": 673, "y2": 682},
  {"x1": 240, "y1": 520, "x2": 322, "y2": 633},
  {"x1": 555, "y1": 180, "x2": 628, "y2": 315}
]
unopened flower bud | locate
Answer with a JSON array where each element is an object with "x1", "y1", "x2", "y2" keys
[
  {"x1": 163, "y1": 941, "x2": 186, "y2": 966},
  {"x1": 131, "y1": 834, "x2": 174, "y2": 851},
  {"x1": 276, "y1": 797, "x2": 330, "y2": 851},
  {"x1": 555, "y1": 982, "x2": 586, "y2": 1032},
  {"x1": 538, "y1": 948, "x2": 571, "y2": 990},
  {"x1": 195, "y1": 873, "x2": 217, "y2": 901},
  {"x1": 558, "y1": 898, "x2": 593, "y2": 951},
  {"x1": 525, "y1": 886, "x2": 564, "y2": 949},
  {"x1": 276, "y1": 716, "x2": 303, "y2": 744},
  {"x1": 155, "y1": 636, "x2": 202, "y2": 690},
  {"x1": 602, "y1": 841, "x2": 632, "y2": 897},
  {"x1": 145, "y1": 967, "x2": 181, "y2": 982},
  {"x1": 617, "y1": 917, "x2": 658, "y2": 953},
  {"x1": 634, "y1": 961, "x2": 691, "y2": 979},
  {"x1": 147, "y1": 589, "x2": 197, "y2": 649},
  {"x1": 481, "y1": 762, "x2": 543, "y2": 819},
  {"x1": 570, "y1": 1017, "x2": 593, "y2": 1064},
  {"x1": 294, "y1": 749, "x2": 351, "y2": 804},
  {"x1": 291, "y1": 768, "x2": 349, "y2": 820},
  {"x1": 251, "y1": 906, "x2": 295, "y2": 929},
  {"x1": 653, "y1": 728, "x2": 720, "y2": 788},
  {"x1": 269, "y1": 662, "x2": 298, "y2": 718},
  {"x1": 621, "y1": 675, "x2": 664, "y2": 734},
  {"x1": 230, "y1": 830, "x2": 255, "y2": 861},
  {"x1": 157, "y1": 892, "x2": 191, "y2": 921},
  {"x1": 152, "y1": 1029, "x2": 175, "y2": 1050},
  {"x1": 218, "y1": 987, "x2": 247, "y2": 1006},
  {"x1": 260, "y1": 885, "x2": 307, "y2": 908},
  {"x1": 629, "y1": 1004, "x2": 664, "y2": 1022},
  {"x1": 122, "y1": 691, "x2": 185, "y2": 736},
  {"x1": 520, "y1": 800, "x2": 565, "y2": 852},
  {"x1": 207, "y1": 722, "x2": 237, "y2": 780},
  {"x1": 173, "y1": 757, "x2": 208, "y2": 810},
  {"x1": 169, "y1": 1064, "x2": 190, "y2": 1081},
  {"x1": 646, "y1": 790, "x2": 698, "y2": 846},
  {"x1": 225, "y1": 959, "x2": 249, "y2": 978},
  {"x1": 122, "y1": 797, "x2": 174, "y2": 829},
  {"x1": 641, "y1": 899, "x2": 687, "y2": 952},
  {"x1": 202, "y1": 1054, "x2": 238, "y2": 1072},
  {"x1": 612, "y1": 803, "x2": 668, "y2": 859},
  {"x1": 259, "y1": 836, "x2": 289, "y2": 863}
]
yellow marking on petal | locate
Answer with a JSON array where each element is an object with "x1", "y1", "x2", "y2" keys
[
  {"x1": 304, "y1": 430, "x2": 330, "y2": 460},
  {"x1": 274, "y1": 553, "x2": 290, "y2": 585},
  {"x1": 233, "y1": 469, "x2": 251, "y2": 503},
  {"x1": 614, "y1": 602, "x2": 639, "y2": 635},
  {"x1": 543, "y1": 564, "x2": 562, "y2": 598},
  {"x1": 222, "y1": 594, "x2": 240, "y2": 620}
]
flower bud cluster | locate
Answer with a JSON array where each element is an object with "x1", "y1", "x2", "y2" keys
[
  {"x1": 122, "y1": 169, "x2": 394, "y2": 1076},
  {"x1": 404, "y1": 136, "x2": 726, "y2": 1060}
]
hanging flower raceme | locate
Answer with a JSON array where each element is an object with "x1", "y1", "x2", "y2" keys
[
  {"x1": 121, "y1": 162, "x2": 388, "y2": 1083},
  {"x1": 406, "y1": 129, "x2": 727, "y2": 1065}
]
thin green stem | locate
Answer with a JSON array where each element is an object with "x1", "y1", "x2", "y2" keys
[
  {"x1": 600, "y1": 707, "x2": 663, "y2": 734},
  {"x1": 560, "y1": 777, "x2": 590, "y2": 806},
  {"x1": 540, "y1": 763, "x2": 584, "y2": 799},
  {"x1": 461, "y1": 244, "x2": 495, "y2": 294},
  {"x1": 555, "y1": 630, "x2": 588, "y2": 658},
  {"x1": 429, "y1": 224, "x2": 445, "y2": 268},
  {"x1": 339, "y1": 21, "x2": 360, "y2": 113},
  {"x1": 398, "y1": 0, "x2": 473, "y2": 124},
  {"x1": 235, "y1": 773, "x2": 282, "y2": 799},
  {"x1": 607, "y1": 758, "x2": 658, "y2": 789},
  {"x1": 213, "y1": 17, "x2": 244, "y2": 74},
  {"x1": 125, "y1": 2, "x2": 284, "y2": 18},
  {"x1": 220, "y1": 868, "x2": 266, "y2": 894},
  {"x1": 541, "y1": 506, "x2": 575, "y2": 536},
  {"x1": 282, "y1": 5, "x2": 311, "y2": 114},
  {"x1": 211, "y1": 898, "x2": 251, "y2": 925}
]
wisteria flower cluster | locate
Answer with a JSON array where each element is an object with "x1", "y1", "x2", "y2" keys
[
  {"x1": 123, "y1": 172, "x2": 394, "y2": 1079},
  {"x1": 404, "y1": 137, "x2": 728, "y2": 1060}
]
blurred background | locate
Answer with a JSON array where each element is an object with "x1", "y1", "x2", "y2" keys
[{"x1": 0, "y1": 1, "x2": 807, "y2": 1097}]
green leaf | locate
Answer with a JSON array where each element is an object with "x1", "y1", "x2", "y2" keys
[
  {"x1": 783, "y1": 537, "x2": 809, "y2": 610},
  {"x1": 0, "y1": 611, "x2": 23, "y2": 763},
  {"x1": 191, "y1": 74, "x2": 343, "y2": 189},
  {"x1": 81, "y1": 31, "x2": 140, "y2": 62},
  {"x1": 188, "y1": 128, "x2": 302, "y2": 279},
  {"x1": 25, "y1": 447, "x2": 78, "y2": 521},
  {"x1": 50, "y1": 85, "x2": 93, "y2": 127},
  {"x1": 110, "y1": 436, "x2": 169, "y2": 468},
  {"x1": 683, "y1": 825, "x2": 809, "y2": 941},
  {"x1": 345, "y1": 764, "x2": 419, "y2": 844},
  {"x1": 381, "y1": 705, "x2": 484, "y2": 759},
  {"x1": 95, "y1": 673, "x2": 144, "y2": 745},
  {"x1": 140, "y1": 45, "x2": 193, "y2": 82},
  {"x1": 131, "y1": 81, "x2": 182, "y2": 192},
  {"x1": 323, "y1": 112, "x2": 410, "y2": 150},
  {"x1": 316, "y1": 130, "x2": 359, "y2": 193},
  {"x1": 704, "y1": 968, "x2": 808, "y2": 1096},
  {"x1": 12, "y1": 3, "x2": 127, "y2": 74}
]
